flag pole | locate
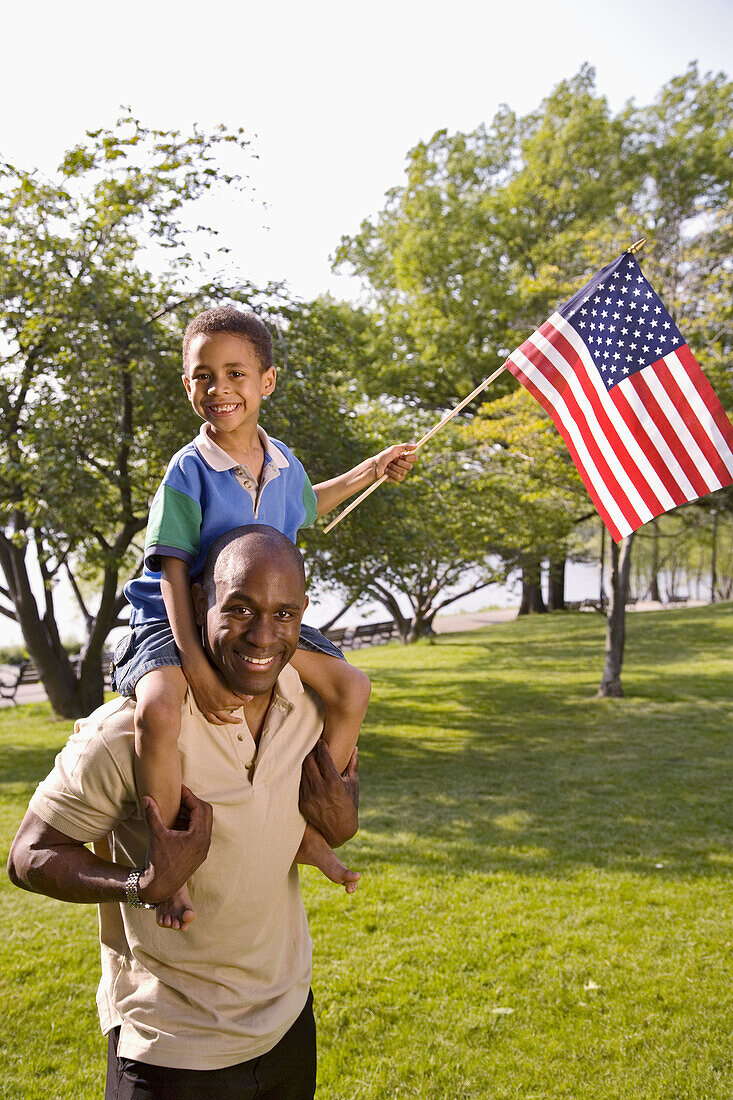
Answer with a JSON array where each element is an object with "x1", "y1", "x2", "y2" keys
[
  {"x1": 323, "y1": 362, "x2": 507, "y2": 534},
  {"x1": 324, "y1": 238, "x2": 647, "y2": 535},
  {"x1": 625, "y1": 237, "x2": 646, "y2": 255}
]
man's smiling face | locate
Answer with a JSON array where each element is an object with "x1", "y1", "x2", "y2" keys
[{"x1": 192, "y1": 535, "x2": 307, "y2": 698}]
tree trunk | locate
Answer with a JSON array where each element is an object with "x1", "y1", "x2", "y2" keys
[
  {"x1": 518, "y1": 562, "x2": 547, "y2": 615},
  {"x1": 547, "y1": 557, "x2": 566, "y2": 611},
  {"x1": 0, "y1": 532, "x2": 109, "y2": 717},
  {"x1": 649, "y1": 522, "x2": 661, "y2": 601},
  {"x1": 406, "y1": 608, "x2": 437, "y2": 642},
  {"x1": 597, "y1": 533, "x2": 635, "y2": 698},
  {"x1": 711, "y1": 508, "x2": 718, "y2": 602}
]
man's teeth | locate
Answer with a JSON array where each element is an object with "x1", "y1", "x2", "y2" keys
[{"x1": 244, "y1": 655, "x2": 274, "y2": 665}]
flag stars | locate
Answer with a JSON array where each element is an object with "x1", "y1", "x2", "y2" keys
[
  {"x1": 654, "y1": 306, "x2": 662, "y2": 313},
  {"x1": 601, "y1": 310, "x2": 608, "y2": 317}
]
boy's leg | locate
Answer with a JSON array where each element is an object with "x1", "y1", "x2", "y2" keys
[
  {"x1": 289, "y1": 649, "x2": 370, "y2": 774},
  {"x1": 134, "y1": 666, "x2": 194, "y2": 930},
  {"x1": 295, "y1": 823, "x2": 360, "y2": 893}
]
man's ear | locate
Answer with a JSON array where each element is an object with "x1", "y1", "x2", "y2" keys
[
  {"x1": 302, "y1": 594, "x2": 309, "y2": 614},
  {"x1": 191, "y1": 582, "x2": 206, "y2": 626}
]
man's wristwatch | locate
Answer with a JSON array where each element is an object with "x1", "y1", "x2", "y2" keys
[{"x1": 125, "y1": 868, "x2": 157, "y2": 910}]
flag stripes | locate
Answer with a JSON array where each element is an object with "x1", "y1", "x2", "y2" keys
[{"x1": 507, "y1": 310, "x2": 733, "y2": 542}]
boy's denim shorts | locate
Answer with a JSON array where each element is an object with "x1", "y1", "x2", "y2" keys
[{"x1": 110, "y1": 620, "x2": 345, "y2": 698}]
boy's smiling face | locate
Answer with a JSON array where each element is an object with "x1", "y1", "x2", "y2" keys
[{"x1": 183, "y1": 331, "x2": 276, "y2": 436}]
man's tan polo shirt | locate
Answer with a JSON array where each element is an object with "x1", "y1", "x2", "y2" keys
[{"x1": 29, "y1": 665, "x2": 325, "y2": 1070}]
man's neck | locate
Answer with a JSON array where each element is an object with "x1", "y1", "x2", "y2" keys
[{"x1": 242, "y1": 688, "x2": 274, "y2": 746}]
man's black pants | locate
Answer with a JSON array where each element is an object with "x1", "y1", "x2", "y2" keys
[{"x1": 105, "y1": 991, "x2": 316, "y2": 1099}]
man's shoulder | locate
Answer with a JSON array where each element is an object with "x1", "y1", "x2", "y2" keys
[
  {"x1": 73, "y1": 696, "x2": 137, "y2": 759},
  {"x1": 276, "y1": 665, "x2": 326, "y2": 723}
]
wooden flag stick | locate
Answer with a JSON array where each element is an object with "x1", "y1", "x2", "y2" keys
[{"x1": 323, "y1": 362, "x2": 507, "y2": 534}]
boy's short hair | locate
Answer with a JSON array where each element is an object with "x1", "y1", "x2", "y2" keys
[{"x1": 182, "y1": 306, "x2": 273, "y2": 374}]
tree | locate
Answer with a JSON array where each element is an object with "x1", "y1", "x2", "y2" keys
[
  {"x1": 335, "y1": 63, "x2": 733, "y2": 681},
  {"x1": 0, "y1": 115, "x2": 255, "y2": 717}
]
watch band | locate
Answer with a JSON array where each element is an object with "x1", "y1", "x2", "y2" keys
[{"x1": 125, "y1": 868, "x2": 156, "y2": 910}]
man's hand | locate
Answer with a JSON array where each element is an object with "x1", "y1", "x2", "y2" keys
[
  {"x1": 299, "y1": 742, "x2": 359, "y2": 848},
  {"x1": 137, "y1": 786, "x2": 213, "y2": 905}
]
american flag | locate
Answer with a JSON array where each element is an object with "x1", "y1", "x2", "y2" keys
[{"x1": 505, "y1": 252, "x2": 733, "y2": 541}]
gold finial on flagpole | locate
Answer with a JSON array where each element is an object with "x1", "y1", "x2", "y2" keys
[{"x1": 626, "y1": 237, "x2": 647, "y2": 255}]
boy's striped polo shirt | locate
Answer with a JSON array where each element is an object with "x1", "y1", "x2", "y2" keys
[{"x1": 125, "y1": 424, "x2": 318, "y2": 625}]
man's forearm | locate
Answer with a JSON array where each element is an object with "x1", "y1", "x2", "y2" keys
[{"x1": 10, "y1": 840, "x2": 133, "y2": 905}]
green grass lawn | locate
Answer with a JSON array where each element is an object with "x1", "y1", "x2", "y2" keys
[{"x1": 2, "y1": 604, "x2": 733, "y2": 1098}]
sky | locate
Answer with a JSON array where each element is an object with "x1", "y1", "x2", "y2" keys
[
  {"x1": 3, "y1": 0, "x2": 731, "y2": 303},
  {"x1": 0, "y1": 0, "x2": 731, "y2": 642}
]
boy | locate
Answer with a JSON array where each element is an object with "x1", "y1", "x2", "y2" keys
[{"x1": 112, "y1": 305, "x2": 416, "y2": 929}]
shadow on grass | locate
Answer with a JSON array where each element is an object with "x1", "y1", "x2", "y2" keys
[{"x1": 357, "y1": 606, "x2": 733, "y2": 883}]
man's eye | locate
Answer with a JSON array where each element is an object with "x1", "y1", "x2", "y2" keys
[
  {"x1": 230, "y1": 607, "x2": 253, "y2": 616},
  {"x1": 276, "y1": 611, "x2": 296, "y2": 621}
]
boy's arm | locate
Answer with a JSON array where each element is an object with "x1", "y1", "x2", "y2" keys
[
  {"x1": 160, "y1": 557, "x2": 251, "y2": 723},
  {"x1": 313, "y1": 443, "x2": 417, "y2": 517}
]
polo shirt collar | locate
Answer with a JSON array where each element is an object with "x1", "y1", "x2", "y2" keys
[{"x1": 194, "y1": 423, "x2": 290, "y2": 472}]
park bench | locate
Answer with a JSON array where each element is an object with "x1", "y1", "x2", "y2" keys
[
  {"x1": 0, "y1": 653, "x2": 114, "y2": 704},
  {"x1": 349, "y1": 620, "x2": 397, "y2": 648},
  {"x1": 323, "y1": 626, "x2": 351, "y2": 648},
  {"x1": 0, "y1": 660, "x2": 42, "y2": 703}
]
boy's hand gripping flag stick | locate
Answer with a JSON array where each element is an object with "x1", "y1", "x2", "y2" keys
[{"x1": 323, "y1": 363, "x2": 507, "y2": 534}]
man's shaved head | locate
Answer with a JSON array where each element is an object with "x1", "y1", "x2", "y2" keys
[{"x1": 203, "y1": 525, "x2": 306, "y2": 598}]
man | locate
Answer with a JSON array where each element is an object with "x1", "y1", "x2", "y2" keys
[{"x1": 8, "y1": 524, "x2": 360, "y2": 1099}]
